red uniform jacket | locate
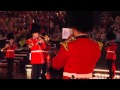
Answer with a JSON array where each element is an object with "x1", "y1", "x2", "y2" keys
[
  {"x1": 4, "y1": 44, "x2": 17, "y2": 58},
  {"x1": 52, "y1": 36, "x2": 101, "y2": 79},
  {"x1": 26, "y1": 38, "x2": 46, "y2": 64},
  {"x1": 105, "y1": 43, "x2": 117, "y2": 60}
]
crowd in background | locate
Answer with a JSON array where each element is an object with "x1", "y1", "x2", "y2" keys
[
  {"x1": 0, "y1": 11, "x2": 66, "y2": 48},
  {"x1": 89, "y1": 12, "x2": 120, "y2": 42},
  {"x1": 0, "y1": 11, "x2": 120, "y2": 49}
]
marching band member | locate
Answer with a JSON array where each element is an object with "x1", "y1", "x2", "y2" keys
[
  {"x1": 26, "y1": 23, "x2": 46, "y2": 79},
  {"x1": 52, "y1": 11, "x2": 101, "y2": 79},
  {"x1": 1, "y1": 33, "x2": 17, "y2": 78},
  {"x1": 105, "y1": 31, "x2": 117, "y2": 79}
]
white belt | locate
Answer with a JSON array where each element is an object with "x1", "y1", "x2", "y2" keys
[
  {"x1": 31, "y1": 50, "x2": 49, "y2": 53},
  {"x1": 42, "y1": 51, "x2": 49, "y2": 53},
  {"x1": 63, "y1": 72, "x2": 92, "y2": 79},
  {"x1": 31, "y1": 50, "x2": 43, "y2": 53},
  {"x1": 107, "y1": 51, "x2": 115, "y2": 53},
  {"x1": 7, "y1": 50, "x2": 14, "y2": 52}
]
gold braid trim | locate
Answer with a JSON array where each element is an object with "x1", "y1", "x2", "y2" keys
[
  {"x1": 97, "y1": 41, "x2": 103, "y2": 50},
  {"x1": 60, "y1": 41, "x2": 68, "y2": 51},
  {"x1": 60, "y1": 37, "x2": 76, "y2": 51}
]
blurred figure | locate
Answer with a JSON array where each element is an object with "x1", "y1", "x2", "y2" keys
[
  {"x1": 1, "y1": 33, "x2": 17, "y2": 78},
  {"x1": 52, "y1": 11, "x2": 101, "y2": 79},
  {"x1": 105, "y1": 31, "x2": 117, "y2": 79}
]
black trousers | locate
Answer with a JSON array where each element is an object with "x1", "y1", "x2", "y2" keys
[
  {"x1": 41, "y1": 60, "x2": 47, "y2": 79},
  {"x1": 32, "y1": 64, "x2": 42, "y2": 79},
  {"x1": 107, "y1": 59, "x2": 116, "y2": 79},
  {"x1": 6, "y1": 58, "x2": 14, "y2": 78}
]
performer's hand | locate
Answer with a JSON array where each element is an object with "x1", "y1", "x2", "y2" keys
[
  {"x1": 67, "y1": 34, "x2": 74, "y2": 40},
  {"x1": 38, "y1": 39, "x2": 44, "y2": 44}
]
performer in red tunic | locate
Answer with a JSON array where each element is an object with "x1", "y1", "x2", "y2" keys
[
  {"x1": 105, "y1": 31, "x2": 117, "y2": 79},
  {"x1": 1, "y1": 33, "x2": 17, "y2": 78},
  {"x1": 52, "y1": 11, "x2": 101, "y2": 79},
  {"x1": 26, "y1": 23, "x2": 46, "y2": 79}
]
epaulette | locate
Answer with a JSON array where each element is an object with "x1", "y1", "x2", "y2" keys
[
  {"x1": 97, "y1": 41, "x2": 103, "y2": 50},
  {"x1": 60, "y1": 41, "x2": 68, "y2": 51},
  {"x1": 60, "y1": 38, "x2": 76, "y2": 51}
]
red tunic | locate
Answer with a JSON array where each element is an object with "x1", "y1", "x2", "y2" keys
[
  {"x1": 52, "y1": 37, "x2": 101, "y2": 79},
  {"x1": 4, "y1": 44, "x2": 17, "y2": 58},
  {"x1": 26, "y1": 38, "x2": 46, "y2": 64},
  {"x1": 105, "y1": 43, "x2": 117, "y2": 60}
]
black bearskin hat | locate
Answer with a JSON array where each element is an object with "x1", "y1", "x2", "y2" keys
[
  {"x1": 6, "y1": 33, "x2": 14, "y2": 40},
  {"x1": 66, "y1": 11, "x2": 94, "y2": 33},
  {"x1": 106, "y1": 31, "x2": 116, "y2": 40},
  {"x1": 31, "y1": 23, "x2": 41, "y2": 34}
]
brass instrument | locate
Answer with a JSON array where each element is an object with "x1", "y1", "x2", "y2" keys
[
  {"x1": 27, "y1": 35, "x2": 50, "y2": 48},
  {"x1": 41, "y1": 35, "x2": 50, "y2": 42},
  {"x1": 36, "y1": 35, "x2": 50, "y2": 45}
]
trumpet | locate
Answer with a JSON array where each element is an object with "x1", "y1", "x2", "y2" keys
[
  {"x1": 37, "y1": 35, "x2": 50, "y2": 44},
  {"x1": 40, "y1": 35, "x2": 50, "y2": 42},
  {"x1": 27, "y1": 35, "x2": 50, "y2": 48}
]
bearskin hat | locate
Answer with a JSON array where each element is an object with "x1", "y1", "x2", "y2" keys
[
  {"x1": 6, "y1": 33, "x2": 14, "y2": 40},
  {"x1": 66, "y1": 11, "x2": 94, "y2": 33},
  {"x1": 106, "y1": 31, "x2": 116, "y2": 40},
  {"x1": 31, "y1": 23, "x2": 41, "y2": 34}
]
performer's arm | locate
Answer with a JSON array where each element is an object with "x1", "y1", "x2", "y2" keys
[
  {"x1": 2, "y1": 44, "x2": 9, "y2": 52},
  {"x1": 26, "y1": 39, "x2": 34, "y2": 49},
  {"x1": 52, "y1": 45, "x2": 69, "y2": 70}
]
